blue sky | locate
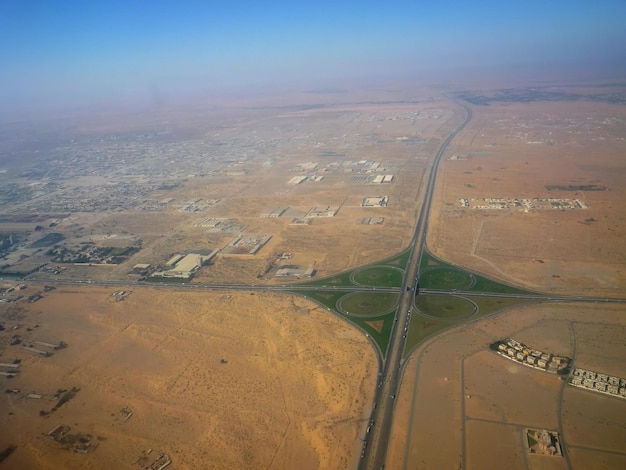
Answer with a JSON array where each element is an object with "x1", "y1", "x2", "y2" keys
[{"x1": 1, "y1": 0, "x2": 626, "y2": 110}]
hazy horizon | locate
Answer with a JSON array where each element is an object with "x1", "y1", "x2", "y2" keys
[{"x1": 2, "y1": 1, "x2": 626, "y2": 114}]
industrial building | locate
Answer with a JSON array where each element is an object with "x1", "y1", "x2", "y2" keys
[
  {"x1": 359, "y1": 217, "x2": 384, "y2": 225},
  {"x1": 260, "y1": 207, "x2": 288, "y2": 218},
  {"x1": 372, "y1": 174, "x2": 394, "y2": 184},
  {"x1": 297, "y1": 162, "x2": 319, "y2": 171},
  {"x1": 288, "y1": 176, "x2": 308, "y2": 185},
  {"x1": 274, "y1": 265, "x2": 316, "y2": 278},
  {"x1": 361, "y1": 196, "x2": 389, "y2": 207},
  {"x1": 222, "y1": 235, "x2": 272, "y2": 255},
  {"x1": 305, "y1": 206, "x2": 339, "y2": 217},
  {"x1": 153, "y1": 251, "x2": 218, "y2": 279},
  {"x1": 196, "y1": 218, "x2": 246, "y2": 233}
]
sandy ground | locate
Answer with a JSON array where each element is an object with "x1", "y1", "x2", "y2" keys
[
  {"x1": 428, "y1": 100, "x2": 626, "y2": 297},
  {"x1": 2, "y1": 92, "x2": 624, "y2": 470},
  {"x1": 0, "y1": 286, "x2": 376, "y2": 469},
  {"x1": 387, "y1": 302, "x2": 626, "y2": 469}
]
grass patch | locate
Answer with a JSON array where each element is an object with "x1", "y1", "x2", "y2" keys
[
  {"x1": 404, "y1": 317, "x2": 449, "y2": 353},
  {"x1": 355, "y1": 313, "x2": 396, "y2": 355},
  {"x1": 340, "y1": 292, "x2": 399, "y2": 316},
  {"x1": 404, "y1": 294, "x2": 536, "y2": 357},
  {"x1": 353, "y1": 266, "x2": 404, "y2": 287},
  {"x1": 466, "y1": 274, "x2": 533, "y2": 295},
  {"x1": 420, "y1": 249, "x2": 536, "y2": 295},
  {"x1": 419, "y1": 250, "x2": 447, "y2": 270},
  {"x1": 415, "y1": 294, "x2": 475, "y2": 319},
  {"x1": 298, "y1": 251, "x2": 410, "y2": 288},
  {"x1": 418, "y1": 268, "x2": 471, "y2": 290}
]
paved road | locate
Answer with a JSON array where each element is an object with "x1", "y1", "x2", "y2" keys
[
  {"x1": 418, "y1": 289, "x2": 626, "y2": 304},
  {"x1": 14, "y1": 277, "x2": 403, "y2": 294},
  {"x1": 357, "y1": 101, "x2": 474, "y2": 470},
  {"x1": 11, "y1": 100, "x2": 626, "y2": 469},
  {"x1": 14, "y1": 276, "x2": 626, "y2": 307},
  {"x1": 358, "y1": 97, "x2": 626, "y2": 470}
]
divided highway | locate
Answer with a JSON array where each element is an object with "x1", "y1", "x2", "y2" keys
[
  {"x1": 358, "y1": 101, "x2": 473, "y2": 470},
  {"x1": 13, "y1": 100, "x2": 625, "y2": 470}
]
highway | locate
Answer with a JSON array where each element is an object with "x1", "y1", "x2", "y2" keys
[
  {"x1": 357, "y1": 101, "x2": 474, "y2": 470},
  {"x1": 356, "y1": 99, "x2": 626, "y2": 469},
  {"x1": 15, "y1": 277, "x2": 403, "y2": 294},
  {"x1": 14, "y1": 277, "x2": 626, "y2": 307},
  {"x1": 10, "y1": 100, "x2": 626, "y2": 470}
]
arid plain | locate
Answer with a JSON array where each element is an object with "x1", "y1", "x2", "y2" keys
[
  {"x1": 0, "y1": 286, "x2": 375, "y2": 469},
  {"x1": 388, "y1": 302, "x2": 626, "y2": 470},
  {"x1": 389, "y1": 89, "x2": 626, "y2": 469},
  {"x1": 1, "y1": 84, "x2": 626, "y2": 469},
  {"x1": 1, "y1": 92, "x2": 461, "y2": 468},
  {"x1": 429, "y1": 99, "x2": 626, "y2": 297}
]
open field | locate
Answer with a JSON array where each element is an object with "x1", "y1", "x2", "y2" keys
[
  {"x1": 339, "y1": 292, "x2": 399, "y2": 317},
  {"x1": 351, "y1": 266, "x2": 404, "y2": 288},
  {"x1": 387, "y1": 302, "x2": 626, "y2": 469},
  {"x1": 417, "y1": 267, "x2": 472, "y2": 290},
  {"x1": 414, "y1": 294, "x2": 476, "y2": 319},
  {"x1": 0, "y1": 286, "x2": 376, "y2": 469},
  {"x1": 428, "y1": 100, "x2": 626, "y2": 298}
]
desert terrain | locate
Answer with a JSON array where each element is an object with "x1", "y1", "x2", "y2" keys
[
  {"x1": 0, "y1": 91, "x2": 465, "y2": 469},
  {"x1": 429, "y1": 99, "x2": 626, "y2": 297},
  {"x1": 387, "y1": 302, "x2": 626, "y2": 470},
  {"x1": 1, "y1": 84, "x2": 625, "y2": 469},
  {"x1": 0, "y1": 285, "x2": 376, "y2": 469}
]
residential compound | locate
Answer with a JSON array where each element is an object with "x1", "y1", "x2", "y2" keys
[
  {"x1": 491, "y1": 338, "x2": 571, "y2": 375},
  {"x1": 569, "y1": 368, "x2": 626, "y2": 399},
  {"x1": 492, "y1": 340, "x2": 626, "y2": 401},
  {"x1": 458, "y1": 197, "x2": 587, "y2": 211}
]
